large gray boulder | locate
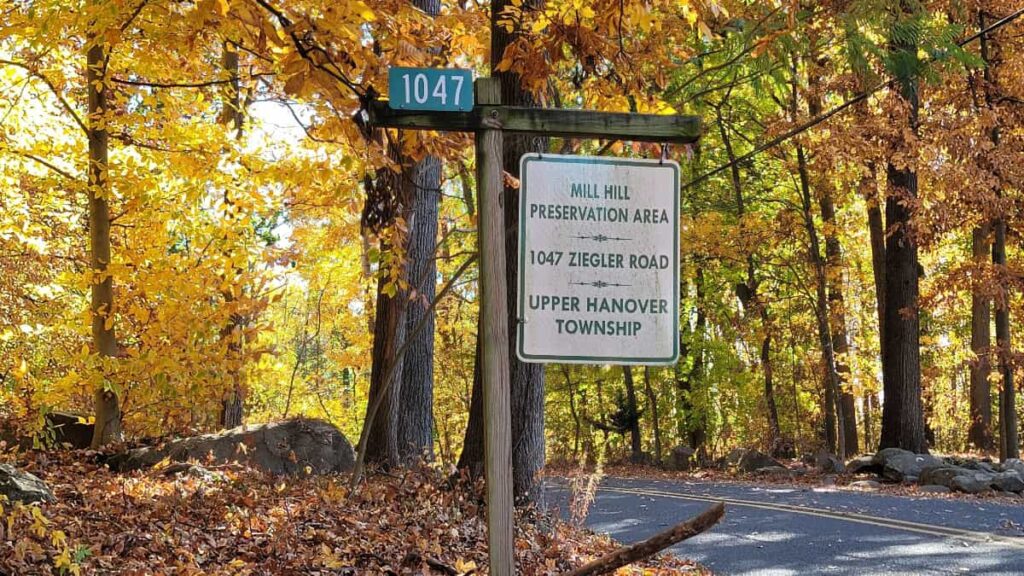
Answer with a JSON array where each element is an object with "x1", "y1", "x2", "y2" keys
[
  {"x1": 0, "y1": 464, "x2": 53, "y2": 503},
  {"x1": 919, "y1": 465, "x2": 972, "y2": 488},
  {"x1": 991, "y1": 471, "x2": 1024, "y2": 493},
  {"x1": 665, "y1": 445, "x2": 696, "y2": 471},
  {"x1": 108, "y1": 419, "x2": 354, "y2": 475},
  {"x1": 737, "y1": 449, "x2": 784, "y2": 473},
  {"x1": 874, "y1": 448, "x2": 943, "y2": 483},
  {"x1": 950, "y1": 472, "x2": 995, "y2": 494}
]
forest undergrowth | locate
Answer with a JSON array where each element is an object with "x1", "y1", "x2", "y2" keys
[{"x1": 0, "y1": 450, "x2": 704, "y2": 575}]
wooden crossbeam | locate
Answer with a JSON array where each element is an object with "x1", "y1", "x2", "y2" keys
[{"x1": 367, "y1": 100, "x2": 701, "y2": 143}]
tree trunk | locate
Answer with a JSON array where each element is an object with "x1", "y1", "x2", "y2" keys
[
  {"x1": 364, "y1": 270, "x2": 408, "y2": 467},
  {"x1": 878, "y1": 3, "x2": 927, "y2": 454},
  {"x1": 866, "y1": 170, "x2": 886, "y2": 343},
  {"x1": 398, "y1": 155, "x2": 441, "y2": 463},
  {"x1": 818, "y1": 187, "x2": 857, "y2": 455},
  {"x1": 642, "y1": 367, "x2": 663, "y2": 464},
  {"x1": 863, "y1": 393, "x2": 875, "y2": 450},
  {"x1": 458, "y1": 0, "x2": 546, "y2": 504},
  {"x1": 994, "y1": 219, "x2": 1018, "y2": 460},
  {"x1": 759, "y1": 307, "x2": 782, "y2": 446},
  {"x1": 393, "y1": 0, "x2": 442, "y2": 466},
  {"x1": 622, "y1": 366, "x2": 643, "y2": 463},
  {"x1": 87, "y1": 32, "x2": 122, "y2": 448},
  {"x1": 797, "y1": 141, "x2": 845, "y2": 458},
  {"x1": 978, "y1": 10, "x2": 1018, "y2": 461},
  {"x1": 219, "y1": 42, "x2": 245, "y2": 429},
  {"x1": 864, "y1": 167, "x2": 884, "y2": 449},
  {"x1": 789, "y1": 50, "x2": 844, "y2": 457},
  {"x1": 562, "y1": 366, "x2": 581, "y2": 459},
  {"x1": 969, "y1": 225, "x2": 994, "y2": 451}
]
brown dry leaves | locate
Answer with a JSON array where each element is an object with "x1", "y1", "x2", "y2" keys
[{"x1": 2, "y1": 453, "x2": 705, "y2": 575}]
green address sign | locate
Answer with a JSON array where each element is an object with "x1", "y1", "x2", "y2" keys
[{"x1": 388, "y1": 67, "x2": 474, "y2": 112}]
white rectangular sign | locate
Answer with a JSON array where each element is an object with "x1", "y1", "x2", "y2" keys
[{"x1": 516, "y1": 154, "x2": 680, "y2": 365}]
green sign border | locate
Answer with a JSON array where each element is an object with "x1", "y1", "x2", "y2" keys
[{"x1": 516, "y1": 153, "x2": 680, "y2": 365}]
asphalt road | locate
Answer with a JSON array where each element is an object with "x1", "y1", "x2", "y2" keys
[{"x1": 546, "y1": 477, "x2": 1024, "y2": 575}]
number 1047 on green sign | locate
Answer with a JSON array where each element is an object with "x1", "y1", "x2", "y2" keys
[{"x1": 388, "y1": 67, "x2": 474, "y2": 112}]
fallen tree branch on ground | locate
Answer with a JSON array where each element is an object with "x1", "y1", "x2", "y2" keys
[{"x1": 565, "y1": 502, "x2": 725, "y2": 576}]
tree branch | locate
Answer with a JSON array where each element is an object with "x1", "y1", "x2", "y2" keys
[
  {"x1": 110, "y1": 73, "x2": 273, "y2": 89},
  {"x1": 566, "y1": 503, "x2": 725, "y2": 576},
  {"x1": 0, "y1": 59, "x2": 88, "y2": 135}
]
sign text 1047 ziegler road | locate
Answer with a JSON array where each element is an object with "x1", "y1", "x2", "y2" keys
[{"x1": 517, "y1": 154, "x2": 680, "y2": 365}]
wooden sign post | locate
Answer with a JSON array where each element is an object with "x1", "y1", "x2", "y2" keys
[{"x1": 367, "y1": 76, "x2": 699, "y2": 576}]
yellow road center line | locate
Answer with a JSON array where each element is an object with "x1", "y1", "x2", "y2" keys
[{"x1": 598, "y1": 485, "x2": 1024, "y2": 550}]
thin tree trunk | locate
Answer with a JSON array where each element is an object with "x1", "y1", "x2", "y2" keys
[
  {"x1": 994, "y1": 219, "x2": 1018, "y2": 460},
  {"x1": 866, "y1": 171, "x2": 886, "y2": 343},
  {"x1": 969, "y1": 225, "x2": 994, "y2": 451},
  {"x1": 688, "y1": 268, "x2": 708, "y2": 456},
  {"x1": 459, "y1": 0, "x2": 546, "y2": 504},
  {"x1": 819, "y1": 185, "x2": 858, "y2": 456},
  {"x1": 759, "y1": 307, "x2": 781, "y2": 446},
  {"x1": 562, "y1": 366, "x2": 581, "y2": 459},
  {"x1": 879, "y1": 4, "x2": 927, "y2": 453},
  {"x1": 642, "y1": 367, "x2": 663, "y2": 464},
  {"x1": 87, "y1": 30, "x2": 122, "y2": 448},
  {"x1": 865, "y1": 167, "x2": 884, "y2": 449},
  {"x1": 797, "y1": 141, "x2": 845, "y2": 458},
  {"x1": 863, "y1": 393, "x2": 875, "y2": 450},
  {"x1": 794, "y1": 51, "x2": 848, "y2": 458},
  {"x1": 979, "y1": 10, "x2": 1018, "y2": 461},
  {"x1": 219, "y1": 42, "x2": 245, "y2": 429},
  {"x1": 622, "y1": 366, "x2": 643, "y2": 463}
]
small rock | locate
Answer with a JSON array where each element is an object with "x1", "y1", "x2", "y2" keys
[
  {"x1": 846, "y1": 454, "x2": 881, "y2": 475},
  {"x1": 770, "y1": 437, "x2": 797, "y2": 459},
  {"x1": 754, "y1": 465, "x2": 794, "y2": 478},
  {"x1": 820, "y1": 474, "x2": 838, "y2": 486},
  {"x1": 737, "y1": 449, "x2": 784, "y2": 473},
  {"x1": 0, "y1": 464, "x2": 54, "y2": 503},
  {"x1": 815, "y1": 449, "x2": 846, "y2": 474},
  {"x1": 1003, "y1": 459, "x2": 1024, "y2": 478},
  {"x1": 918, "y1": 484, "x2": 951, "y2": 494},
  {"x1": 849, "y1": 480, "x2": 882, "y2": 491},
  {"x1": 664, "y1": 445, "x2": 696, "y2": 472},
  {"x1": 45, "y1": 411, "x2": 94, "y2": 449}
]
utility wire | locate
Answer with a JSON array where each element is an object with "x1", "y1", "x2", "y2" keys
[{"x1": 684, "y1": 6, "x2": 1024, "y2": 191}]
